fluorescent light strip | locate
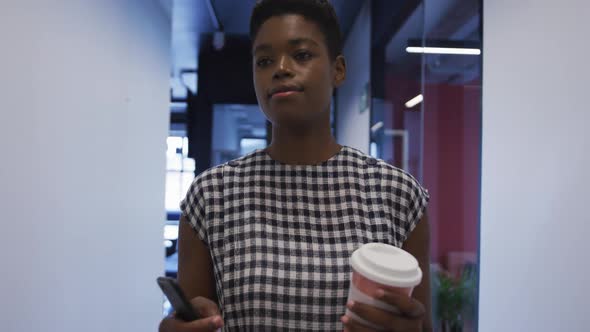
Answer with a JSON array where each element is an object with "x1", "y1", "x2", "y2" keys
[
  {"x1": 405, "y1": 94, "x2": 423, "y2": 109},
  {"x1": 406, "y1": 46, "x2": 481, "y2": 55},
  {"x1": 371, "y1": 121, "x2": 384, "y2": 133}
]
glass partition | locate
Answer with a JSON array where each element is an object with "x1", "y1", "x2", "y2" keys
[{"x1": 371, "y1": 1, "x2": 482, "y2": 330}]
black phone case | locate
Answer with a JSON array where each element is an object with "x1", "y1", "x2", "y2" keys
[{"x1": 157, "y1": 277, "x2": 200, "y2": 321}]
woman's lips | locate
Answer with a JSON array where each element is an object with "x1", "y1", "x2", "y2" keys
[
  {"x1": 271, "y1": 90, "x2": 301, "y2": 99},
  {"x1": 268, "y1": 85, "x2": 304, "y2": 99}
]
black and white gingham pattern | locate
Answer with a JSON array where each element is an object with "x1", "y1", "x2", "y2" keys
[{"x1": 180, "y1": 146, "x2": 429, "y2": 331}]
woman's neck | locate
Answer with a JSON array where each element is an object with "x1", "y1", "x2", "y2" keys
[{"x1": 265, "y1": 123, "x2": 342, "y2": 165}]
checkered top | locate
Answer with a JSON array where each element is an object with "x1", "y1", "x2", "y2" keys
[{"x1": 180, "y1": 146, "x2": 429, "y2": 331}]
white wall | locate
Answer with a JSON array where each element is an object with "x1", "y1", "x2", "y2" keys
[
  {"x1": 0, "y1": 1, "x2": 170, "y2": 331},
  {"x1": 336, "y1": 1, "x2": 371, "y2": 153},
  {"x1": 480, "y1": 1, "x2": 590, "y2": 331}
]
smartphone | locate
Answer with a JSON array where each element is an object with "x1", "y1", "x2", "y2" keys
[{"x1": 157, "y1": 276, "x2": 200, "y2": 321}]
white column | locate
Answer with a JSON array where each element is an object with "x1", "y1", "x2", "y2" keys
[
  {"x1": 480, "y1": 1, "x2": 590, "y2": 331},
  {"x1": 0, "y1": 1, "x2": 171, "y2": 331}
]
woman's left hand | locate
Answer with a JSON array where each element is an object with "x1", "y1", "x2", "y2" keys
[{"x1": 341, "y1": 289, "x2": 426, "y2": 332}]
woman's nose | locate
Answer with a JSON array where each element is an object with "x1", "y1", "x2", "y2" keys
[{"x1": 273, "y1": 55, "x2": 294, "y2": 79}]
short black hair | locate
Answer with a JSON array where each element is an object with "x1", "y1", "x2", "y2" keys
[{"x1": 250, "y1": 0, "x2": 343, "y2": 61}]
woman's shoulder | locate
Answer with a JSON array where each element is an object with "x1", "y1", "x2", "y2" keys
[
  {"x1": 343, "y1": 146, "x2": 426, "y2": 192},
  {"x1": 194, "y1": 149, "x2": 264, "y2": 182}
]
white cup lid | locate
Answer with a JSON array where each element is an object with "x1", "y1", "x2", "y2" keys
[{"x1": 350, "y1": 243, "x2": 422, "y2": 288}]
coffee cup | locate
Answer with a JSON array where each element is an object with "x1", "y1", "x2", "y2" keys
[{"x1": 345, "y1": 243, "x2": 422, "y2": 330}]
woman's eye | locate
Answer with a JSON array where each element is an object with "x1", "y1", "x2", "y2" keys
[
  {"x1": 256, "y1": 58, "x2": 273, "y2": 68},
  {"x1": 294, "y1": 51, "x2": 312, "y2": 62}
]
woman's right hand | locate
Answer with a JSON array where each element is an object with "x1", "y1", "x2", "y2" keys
[{"x1": 159, "y1": 296, "x2": 224, "y2": 332}]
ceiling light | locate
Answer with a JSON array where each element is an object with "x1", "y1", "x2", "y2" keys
[
  {"x1": 405, "y1": 94, "x2": 423, "y2": 109},
  {"x1": 406, "y1": 46, "x2": 481, "y2": 55},
  {"x1": 371, "y1": 121, "x2": 384, "y2": 133}
]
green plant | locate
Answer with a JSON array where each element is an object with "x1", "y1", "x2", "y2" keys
[{"x1": 433, "y1": 265, "x2": 477, "y2": 332}]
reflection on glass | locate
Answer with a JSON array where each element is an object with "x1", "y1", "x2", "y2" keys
[
  {"x1": 423, "y1": 2, "x2": 482, "y2": 330},
  {"x1": 371, "y1": 0, "x2": 481, "y2": 331}
]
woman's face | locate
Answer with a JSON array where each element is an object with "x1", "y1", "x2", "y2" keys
[{"x1": 252, "y1": 14, "x2": 345, "y2": 128}]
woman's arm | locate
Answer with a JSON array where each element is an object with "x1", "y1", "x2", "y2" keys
[
  {"x1": 343, "y1": 213, "x2": 433, "y2": 332},
  {"x1": 402, "y1": 213, "x2": 432, "y2": 331},
  {"x1": 158, "y1": 216, "x2": 222, "y2": 332},
  {"x1": 177, "y1": 215, "x2": 218, "y2": 303}
]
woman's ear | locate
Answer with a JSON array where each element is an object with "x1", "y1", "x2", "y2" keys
[{"x1": 332, "y1": 55, "x2": 346, "y2": 88}]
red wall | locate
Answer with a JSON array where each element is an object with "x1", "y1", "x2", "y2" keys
[
  {"x1": 385, "y1": 78, "x2": 481, "y2": 266},
  {"x1": 422, "y1": 83, "x2": 481, "y2": 264}
]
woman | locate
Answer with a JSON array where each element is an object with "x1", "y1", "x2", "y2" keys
[{"x1": 160, "y1": 0, "x2": 431, "y2": 331}]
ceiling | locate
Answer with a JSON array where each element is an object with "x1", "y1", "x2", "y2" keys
[
  {"x1": 164, "y1": 0, "x2": 364, "y2": 82},
  {"x1": 162, "y1": 0, "x2": 481, "y2": 94},
  {"x1": 384, "y1": 0, "x2": 481, "y2": 83},
  {"x1": 160, "y1": 0, "x2": 481, "y2": 139}
]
